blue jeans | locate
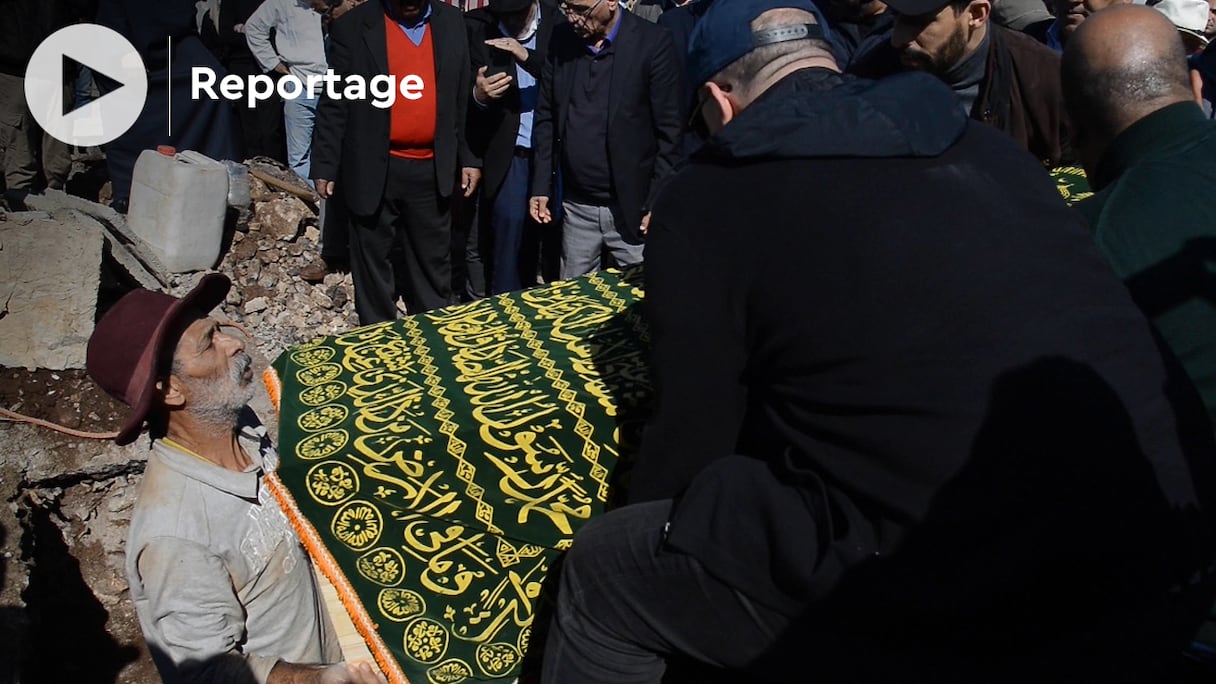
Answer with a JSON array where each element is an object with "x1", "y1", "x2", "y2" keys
[
  {"x1": 283, "y1": 94, "x2": 317, "y2": 188},
  {"x1": 490, "y1": 152, "x2": 539, "y2": 294},
  {"x1": 74, "y1": 66, "x2": 94, "y2": 109}
]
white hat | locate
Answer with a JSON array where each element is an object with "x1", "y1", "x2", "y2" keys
[{"x1": 1153, "y1": 0, "x2": 1210, "y2": 47}]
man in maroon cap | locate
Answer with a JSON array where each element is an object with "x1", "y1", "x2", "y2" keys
[{"x1": 86, "y1": 275, "x2": 385, "y2": 684}]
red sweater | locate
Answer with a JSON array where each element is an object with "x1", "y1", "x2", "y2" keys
[{"x1": 384, "y1": 15, "x2": 437, "y2": 160}]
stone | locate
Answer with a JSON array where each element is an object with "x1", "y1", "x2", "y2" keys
[
  {"x1": 244, "y1": 284, "x2": 273, "y2": 302},
  {"x1": 311, "y1": 290, "x2": 334, "y2": 309},
  {"x1": 244, "y1": 297, "x2": 269, "y2": 314},
  {"x1": 326, "y1": 285, "x2": 348, "y2": 309},
  {"x1": 251, "y1": 196, "x2": 310, "y2": 242},
  {"x1": 248, "y1": 175, "x2": 276, "y2": 203},
  {"x1": 24, "y1": 191, "x2": 168, "y2": 289},
  {"x1": 0, "y1": 215, "x2": 103, "y2": 370},
  {"x1": 304, "y1": 225, "x2": 321, "y2": 243},
  {"x1": 229, "y1": 235, "x2": 258, "y2": 263},
  {"x1": 11, "y1": 212, "x2": 52, "y2": 226}
]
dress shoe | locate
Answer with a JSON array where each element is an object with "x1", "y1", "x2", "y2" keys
[{"x1": 299, "y1": 257, "x2": 329, "y2": 283}]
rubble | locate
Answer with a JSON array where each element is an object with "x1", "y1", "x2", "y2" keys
[
  {"x1": 0, "y1": 211, "x2": 103, "y2": 370},
  {"x1": 25, "y1": 189, "x2": 168, "y2": 288},
  {"x1": 0, "y1": 155, "x2": 356, "y2": 683},
  {"x1": 166, "y1": 158, "x2": 358, "y2": 364}
]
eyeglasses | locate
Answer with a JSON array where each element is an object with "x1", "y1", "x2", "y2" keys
[
  {"x1": 559, "y1": 0, "x2": 603, "y2": 20},
  {"x1": 688, "y1": 89, "x2": 712, "y2": 138},
  {"x1": 688, "y1": 82, "x2": 731, "y2": 138}
]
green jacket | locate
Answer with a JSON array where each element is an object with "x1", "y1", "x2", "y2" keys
[{"x1": 1078, "y1": 102, "x2": 1216, "y2": 419}]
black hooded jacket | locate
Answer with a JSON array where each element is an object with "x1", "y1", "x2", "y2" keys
[{"x1": 634, "y1": 68, "x2": 1216, "y2": 680}]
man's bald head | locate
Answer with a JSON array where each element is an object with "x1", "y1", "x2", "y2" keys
[{"x1": 1062, "y1": 5, "x2": 1195, "y2": 169}]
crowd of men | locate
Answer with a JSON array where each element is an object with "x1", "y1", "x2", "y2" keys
[
  {"x1": 4, "y1": 0, "x2": 1216, "y2": 679},
  {"x1": 3, "y1": 0, "x2": 1215, "y2": 316},
  {"x1": 4, "y1": 0, "x2": 1216, "y2": 320}
]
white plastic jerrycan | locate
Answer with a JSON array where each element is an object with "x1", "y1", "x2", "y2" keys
[{"x1": 127, "y1": 146, "x2": 230, "y2": 273}]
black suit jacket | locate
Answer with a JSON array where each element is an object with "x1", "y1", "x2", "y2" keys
[
  {"x1": 465, "y1": 2, "x2": 563, "y2": 199},
  {"x1": 530, "y1": 10, "x2": 683, "y2": 238},
  {"x1": 313, "y1": 0, "x2": 477, "y2": 217}
]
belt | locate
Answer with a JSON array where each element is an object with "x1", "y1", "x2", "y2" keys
[{"x1": 513, "y1": 146, "x2": 532, "y2": 158}]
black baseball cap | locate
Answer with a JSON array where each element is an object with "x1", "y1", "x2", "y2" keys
[
  {"x1": 687, "y1": 0, "x2": 834, "y2": 87},
  {"x1": 488, "y1": 0, "x2": 533, "y2": 15},
  {"x1": 883, "y1": 0, "x2": 954, "y2": 16}
]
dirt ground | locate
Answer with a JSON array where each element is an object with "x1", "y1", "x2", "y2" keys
[
  {"x1": 0, "y1": 368, "x2": 127, "y2": 433},
  {"x1": 0, "y1": 154, "x2": 350, "y2": 684},
  {"x1": 0, "y1": 367, "x2": 159, "y2": 684}
]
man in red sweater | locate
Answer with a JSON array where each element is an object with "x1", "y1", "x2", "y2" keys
[{"x1": 313, "y1": 0, "x2": 481, "y2": 323}]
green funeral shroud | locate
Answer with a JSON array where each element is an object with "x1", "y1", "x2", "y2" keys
[{"x1": 266, "y1": 267, "x2": 652, "y2": 684}]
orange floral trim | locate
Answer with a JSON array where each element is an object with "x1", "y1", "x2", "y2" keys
[
  {"x1": 261, "y1": 367, "x2": 410, "y2": 684},
  {"x1": 263, "y1": 367, "x2": 282, "y2": 412}
]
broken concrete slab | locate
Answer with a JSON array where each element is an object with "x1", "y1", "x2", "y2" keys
[
  {"x1": 25, "y1": 190, "x2": 168, "y2": 288},
  {"x1": 0, "y1": 213, "x2": 103, "y2": 370}
]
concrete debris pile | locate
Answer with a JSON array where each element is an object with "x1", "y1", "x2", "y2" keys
[
  {"x1": 0, "y1": 156, "x2": 356, "y2": 684},
  {"x1": 167, "y1": 158, "x2": 358, "y2": 363}
]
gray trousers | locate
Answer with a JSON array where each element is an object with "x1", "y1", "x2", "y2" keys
[
  {"x1": 0, "y1": 72, "x2": 71, "y2": 195},
  {"x1": 560, "y1": 200, "x2": 645, "y2": 280}
]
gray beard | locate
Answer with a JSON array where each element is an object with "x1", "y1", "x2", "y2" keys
[{"x1": 182, "y1": 352, "x2": 255, "y2": 428}]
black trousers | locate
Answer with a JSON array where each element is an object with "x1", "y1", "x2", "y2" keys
[
  {"x1": 350, "y1": 157, "x2": 452, "y2": 324},
  {"x1": 223, "y1": 53, "x2": 285, "y2": 162},
  {"x1": 541, "y1": 501, "x2": 793, "y2": 684}
]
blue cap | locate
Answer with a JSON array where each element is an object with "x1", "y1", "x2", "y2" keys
[{"x1": 687, "y1": 0, "x2": 833, "y2": 87}]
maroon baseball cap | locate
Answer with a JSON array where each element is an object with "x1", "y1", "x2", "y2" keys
[{"x1": 86, "y1": 274, "x2": 231, "y2": 445}]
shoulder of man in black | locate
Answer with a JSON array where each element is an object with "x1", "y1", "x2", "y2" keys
[
  {"x1": 616, "y1": 3, "x2": 669, "y2": 42},
  {"x1": 843, "y1": 34, "x2": 901, "y2": 79},
  {"x1": 329, "y1": 0, "x2": 380, "y2": 39},
  {"x1": 990, "y1": 21, "x2": 1059, "y2": 62},
  {"x1": 430, "y1": 0, "x2": 465, "y2": 27},
  {"x1": 465, "y1": 6, "x2": 496, "y2": 24},
  {"x1": 545, "y1": 18, "x2": 590, "y2": 63},
  {"x1": 987, "y1": 22, "x2": 1072, "y2": 163},
  {"x1": 987, "y1": 22, "x2": 1067, "y2": 91}
]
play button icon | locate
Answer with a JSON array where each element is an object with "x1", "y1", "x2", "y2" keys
[{"x1": 25, "y1": 24, "x2": 148, "y2": 147}]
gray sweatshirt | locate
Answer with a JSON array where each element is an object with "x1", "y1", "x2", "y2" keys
[
  {"x1": 125, "y1": 411, "x2": 340, "y2": 684},
  {"x1": 244, "y1": 0, "x2": 328, "y2": 80}
]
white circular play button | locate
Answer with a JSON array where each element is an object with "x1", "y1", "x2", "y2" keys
[{"x1": 24, "y1": 24, "x2": 148, "y2": 147}]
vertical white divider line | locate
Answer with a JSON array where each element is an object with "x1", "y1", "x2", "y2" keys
[{"x1": 167, "y1": 37, "x2": 172, "y2": 138}]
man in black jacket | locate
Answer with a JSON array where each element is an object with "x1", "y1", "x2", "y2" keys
[
  {"x1": 466, "y1": 0, "x2": 563, "y2": 293},
  {"x1": 96, "y1": 0, "x2": 241, "y2": 213},
  {"x1": 527, "y1": 0, "x2": 682, "y2": 278},
  {"x1": 312, "y1": 0, "x2": 481, "y2": 323},
  {"x1": 214, "y1": 0, "x2": 286, "y2": 162},
  {"x1": 849, "y1": 0, "x2": 1071, "y2": 165},
  {"x1": 539, "y1": 0, "x2": 1216, "y2": 681}
]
